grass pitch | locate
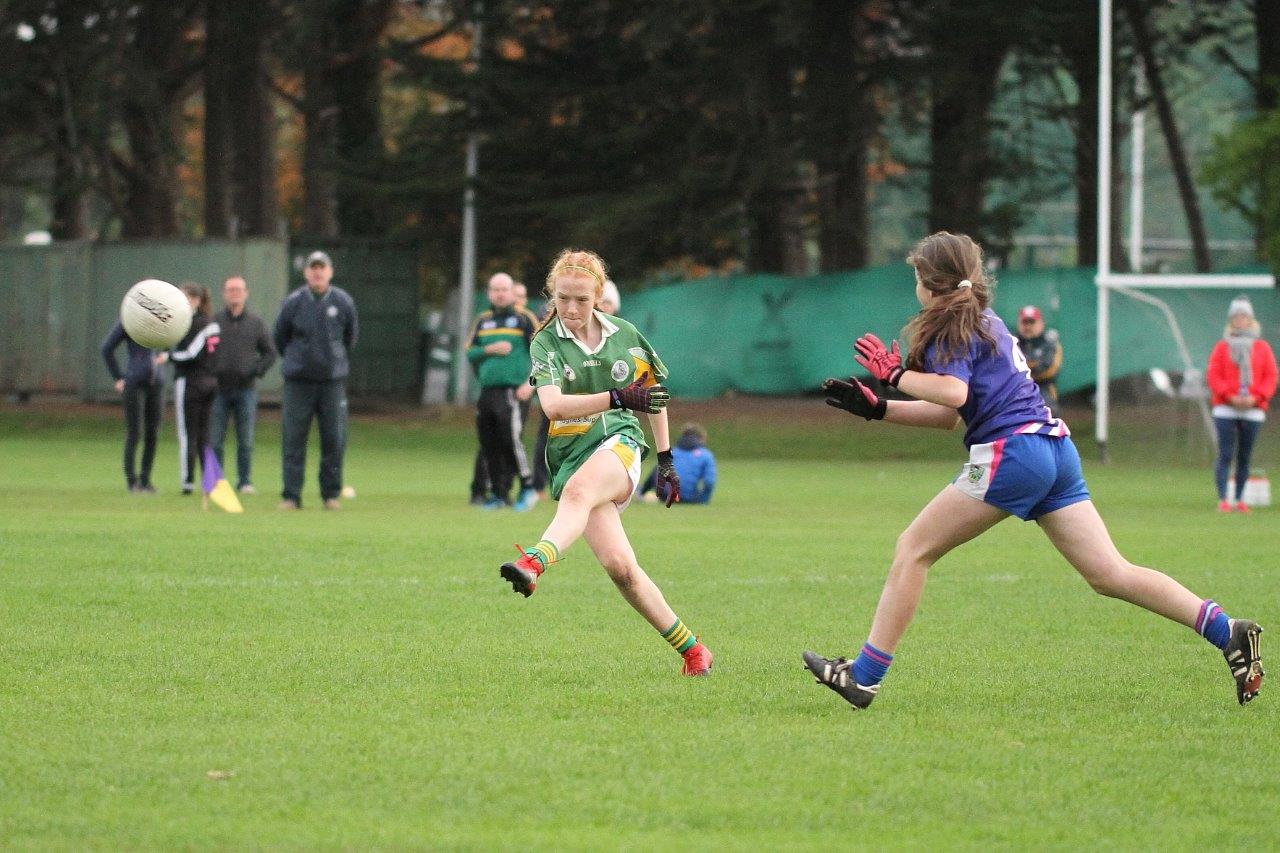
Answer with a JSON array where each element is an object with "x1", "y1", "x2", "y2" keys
[{"x1": 1, "y1": 402, "x2": 1277, "y2": 848}]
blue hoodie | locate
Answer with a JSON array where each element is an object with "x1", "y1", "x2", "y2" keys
[{"x1": 670, "y1": 434, "x2": 716, "y2": 504}]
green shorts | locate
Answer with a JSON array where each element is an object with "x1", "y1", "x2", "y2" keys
[{"x1": 549, "y1": 434, "x2": 643, "y2": 511}]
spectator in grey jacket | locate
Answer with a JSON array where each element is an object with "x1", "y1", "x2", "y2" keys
[
  {"x1": 273, "y1": 251, "x2": 359, "y2": 510},
  {"x1": 211, "y1": 275, "x2": 276, "y2": 495}
]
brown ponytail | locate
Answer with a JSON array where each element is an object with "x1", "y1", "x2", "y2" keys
[
  {"x1": 902, "y1": 232, "x2": 998, "y2": 368},
  {"x1": 180, "y1": 281, "x2": 212, "y2": 319},
  {"x1": 538, "y1": 248, "x2": 608, "y2": 334}
]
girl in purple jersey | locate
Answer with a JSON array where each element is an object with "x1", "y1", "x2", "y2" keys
[{"x1": 802, "y1": 232, "x2": 1263, "y2": 710}]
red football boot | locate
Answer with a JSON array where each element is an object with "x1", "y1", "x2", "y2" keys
[
  {"x1": 1235, "y1": 502, "x2": 1251, "y2": 514},
  {"x1": 500, "y1": 545, "x2": 544, "y2": 598},
  {"x1": 680, "y1": 642, "x2": 714, "y2": 676}
]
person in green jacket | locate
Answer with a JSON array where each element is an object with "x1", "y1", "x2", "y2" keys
[{"x1": 467, "y1": 272, "x2": 539, "y2": 510}]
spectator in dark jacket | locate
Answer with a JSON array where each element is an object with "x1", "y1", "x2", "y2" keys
[
  {"x1": 273, "y1": 250, "x2": 358, "y2": 510},
  {"x1": 211, "y1": 275, "x2": 276, "y2": 494},
  {"x1": 101, "y1": 319, "x2": 166, "y2": 492},
  {"x1": 1015, "y1": 305, "x2": 1063, "y2": 415}
]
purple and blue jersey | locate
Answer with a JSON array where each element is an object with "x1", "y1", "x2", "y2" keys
[
  {"x1": 922, "y1": 309, "x2": 1069, "y2": 449},
  {"x1": 923, "y1": 309, "x2": 1086, "y2": 520}
]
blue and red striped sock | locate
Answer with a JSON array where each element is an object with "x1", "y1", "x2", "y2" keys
[
  {"x1": 851, "y1": 642, "x2": 893, "y2": 686},
  {"x1": 1195, "y1": 599, "x2": 1231, "y2": 650}
]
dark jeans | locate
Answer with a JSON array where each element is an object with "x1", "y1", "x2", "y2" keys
[
  {"x1": 1214, "y1": 416, "x2": 1263, "y2": 501},
  {"x1": 282, "y1": 379, "x2": 347, "y2": 504},
  {"x1": 211, "y1": 386, "x2": 258, "y2": 488},
  {"x1": 122, "y1": 382, "x2": 161, "y2": 487}
]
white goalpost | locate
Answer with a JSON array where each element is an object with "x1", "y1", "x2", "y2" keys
[{"x1": 1095, "y1": 0, "x2": 1274, "y2": 458}]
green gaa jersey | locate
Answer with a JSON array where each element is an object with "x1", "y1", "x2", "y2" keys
[{"x1": 529, "y1": 311, "x2": 667, "y2": 499}]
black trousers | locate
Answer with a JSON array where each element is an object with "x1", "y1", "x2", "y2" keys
[
  {"x1": 472, "y1": 399, "x2": 537, "y2": 498},
  {"x1": 175, "y1": 374, "x2": 217, "y2": 488},
  {"x1": 122, "y1": 382, "x2": 161, "y2": 487},
  {"x1": 476, "y1": 387, "x2": 532, "y2": 501},
  {"x1": 471, "y1": 450, "x2": 491, "y2": 499},
  {"x1": 282, "y1": 379, "x2": 347, "y2": 504},
  {"x1": 532, "y1": 411, "x2": 550, "y2": 491}
]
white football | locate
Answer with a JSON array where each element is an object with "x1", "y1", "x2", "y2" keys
[{"x1": 120, "y1": 279, "x2": 192, "y2": 349}]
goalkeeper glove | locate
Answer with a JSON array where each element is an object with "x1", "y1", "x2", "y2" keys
[
  {"x1": 609, "y1": 372, "x2": 669, "y2": 414},
  {"x1": 854, "y1": 333, "x2": 905, "y2": 387},
  {"x1": 655, "y1": 449, "x2": 681, "y2": 507},
  {"x1": 823, "y1": 376, "x2": 887, "y2": 420}
]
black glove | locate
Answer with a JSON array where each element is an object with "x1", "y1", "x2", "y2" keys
[
  {"x1": 655, "y1": 449, "x2": 681, "y2": 507},
  {"x1": 609, "y1": 372, "x2": 669, "y2": 414},
  {"x1": 823, "y1": 376, "x2": 887, "y2": 420}
]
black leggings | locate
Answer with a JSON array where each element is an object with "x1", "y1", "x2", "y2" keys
[
  {"x1": 178, "y1": 375, "x2": 217, "y2": 486},
  {"x1": 123, "y1": 383, "x2": 161, "y2": 487}
]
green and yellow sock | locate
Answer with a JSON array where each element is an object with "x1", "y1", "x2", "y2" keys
[
  {"x1": 662, "y1": 618, "x2": 698, "y2": 654},
  {"x1": 524, "y1": 539, "x2": 560, "y2": 570}
]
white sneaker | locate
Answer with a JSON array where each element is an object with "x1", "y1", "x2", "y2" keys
[{"x1": 238, "y1": 484, "x2": 257, "y2": 495}]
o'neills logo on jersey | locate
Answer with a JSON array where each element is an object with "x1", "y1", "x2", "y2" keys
[
  {"x1": 611, "y1": 360, "x2": 630, "y2": 381},
  {"x1": 131, "y1": 291, "x2": 173, "y2": 322},
  {"x1": 582, "y1": 359, "x2": 601, "y2": 368}
]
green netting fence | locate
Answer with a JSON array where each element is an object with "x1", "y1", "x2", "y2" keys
[
  {"x1": 618, "y1": 267, "x2": 1280, "y2": 398},
  {"x1": 0, "y1": 239, "x2": 421, "y2": 401}
]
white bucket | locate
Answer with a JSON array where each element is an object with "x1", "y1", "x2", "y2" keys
[{"x1": 1227, "y1": 472, "x2": 1271, "y2": 507}]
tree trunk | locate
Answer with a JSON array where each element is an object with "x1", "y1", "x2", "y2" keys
[
  {"x1": 120, "y1": 101, "x2": 180, "y2": 237},
  {"x1": 331, "y1": 0, "x2": 393, "y2": 236},
  {"x1": 1256, "y1": 0, "x2": 1280, "y2": 265},
  {"x1": 926, "y1": 26, "x2": 1011, "y2": 239},
  {"x1": 748, "y1": 193, "x2": 788, "y2": 274},
  {"x1": 49, "y1": 121, "x2": 87, "y2": 239},
  {"x1": 1060, "y1": 11, "x2": 1099, "y2": 268},
  {"x1": 808, "y1": 0, "x2": 870, "y2": 272},
  {"x1": 1258, "y1": 0, "x2": 1280, "y2": 112},
  {"x1": 204, "y1": 0, "x2": 232, "y2": 237},
  {"x1": 1123, "y1": 0, "x2": 1211, "y2": 272},
  {"x1": 225, "y1": 0, "x2": 278, "y2": 236},
  {"x1": 116, "y1": 1, "x2": 193, "y2": 238},
  {"x1": 303, "y1": 59, "x2": 340, "y2": 238}
]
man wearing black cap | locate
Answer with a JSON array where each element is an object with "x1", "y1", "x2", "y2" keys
[
  {"x1": 1015, "y1": 304, "x2": 1062, "y2": 414},
  {"x1": 273, "y1": 250, "x2": 359, "y2": 510}
]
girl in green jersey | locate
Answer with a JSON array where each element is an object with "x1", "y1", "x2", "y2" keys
[{"x1": 500, "y1": 249, "x2": 713, "y2": 676}]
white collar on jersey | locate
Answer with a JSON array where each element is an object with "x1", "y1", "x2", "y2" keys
[{"x1": 554, "y1": 310, "x2": 619, "y2": 355}]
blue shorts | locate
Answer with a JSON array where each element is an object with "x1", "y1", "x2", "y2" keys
[{"x1": 953, "y1": 433, "x2": 1090, "y2": 521}]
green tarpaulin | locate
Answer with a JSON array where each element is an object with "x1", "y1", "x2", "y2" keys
[{"x1": 619, "y1": 267, "x2": 1280, "y2": 398}]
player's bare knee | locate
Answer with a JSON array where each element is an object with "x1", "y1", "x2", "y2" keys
[
  {"x1": 1082, "y1": 559, "x2": 1129, "y2": 597},
  {"x1": 893, "y1": 532, "x2": 935, "y2": 571},
  {"x1": 560, "y1": 479, "x2": 591, "y2": 508}
]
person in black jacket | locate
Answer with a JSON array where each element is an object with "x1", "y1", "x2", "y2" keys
[
  {"x1": 273, "y1": 251, "x2": 359, "y2": 510},
  {"x1": 211, "y1": 275, "x2": 276, "y2": 494},
  {"x1": 171, "y1": 283, "x2": 221, "y2": 495},
  {"x1": 101, "y1": 319, "x2": 166, "y2": 492}
]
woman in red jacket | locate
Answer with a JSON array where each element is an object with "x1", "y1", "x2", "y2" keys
[{"x1": 1207, "y1": 296, "x2": 1278, "y2": 512}]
